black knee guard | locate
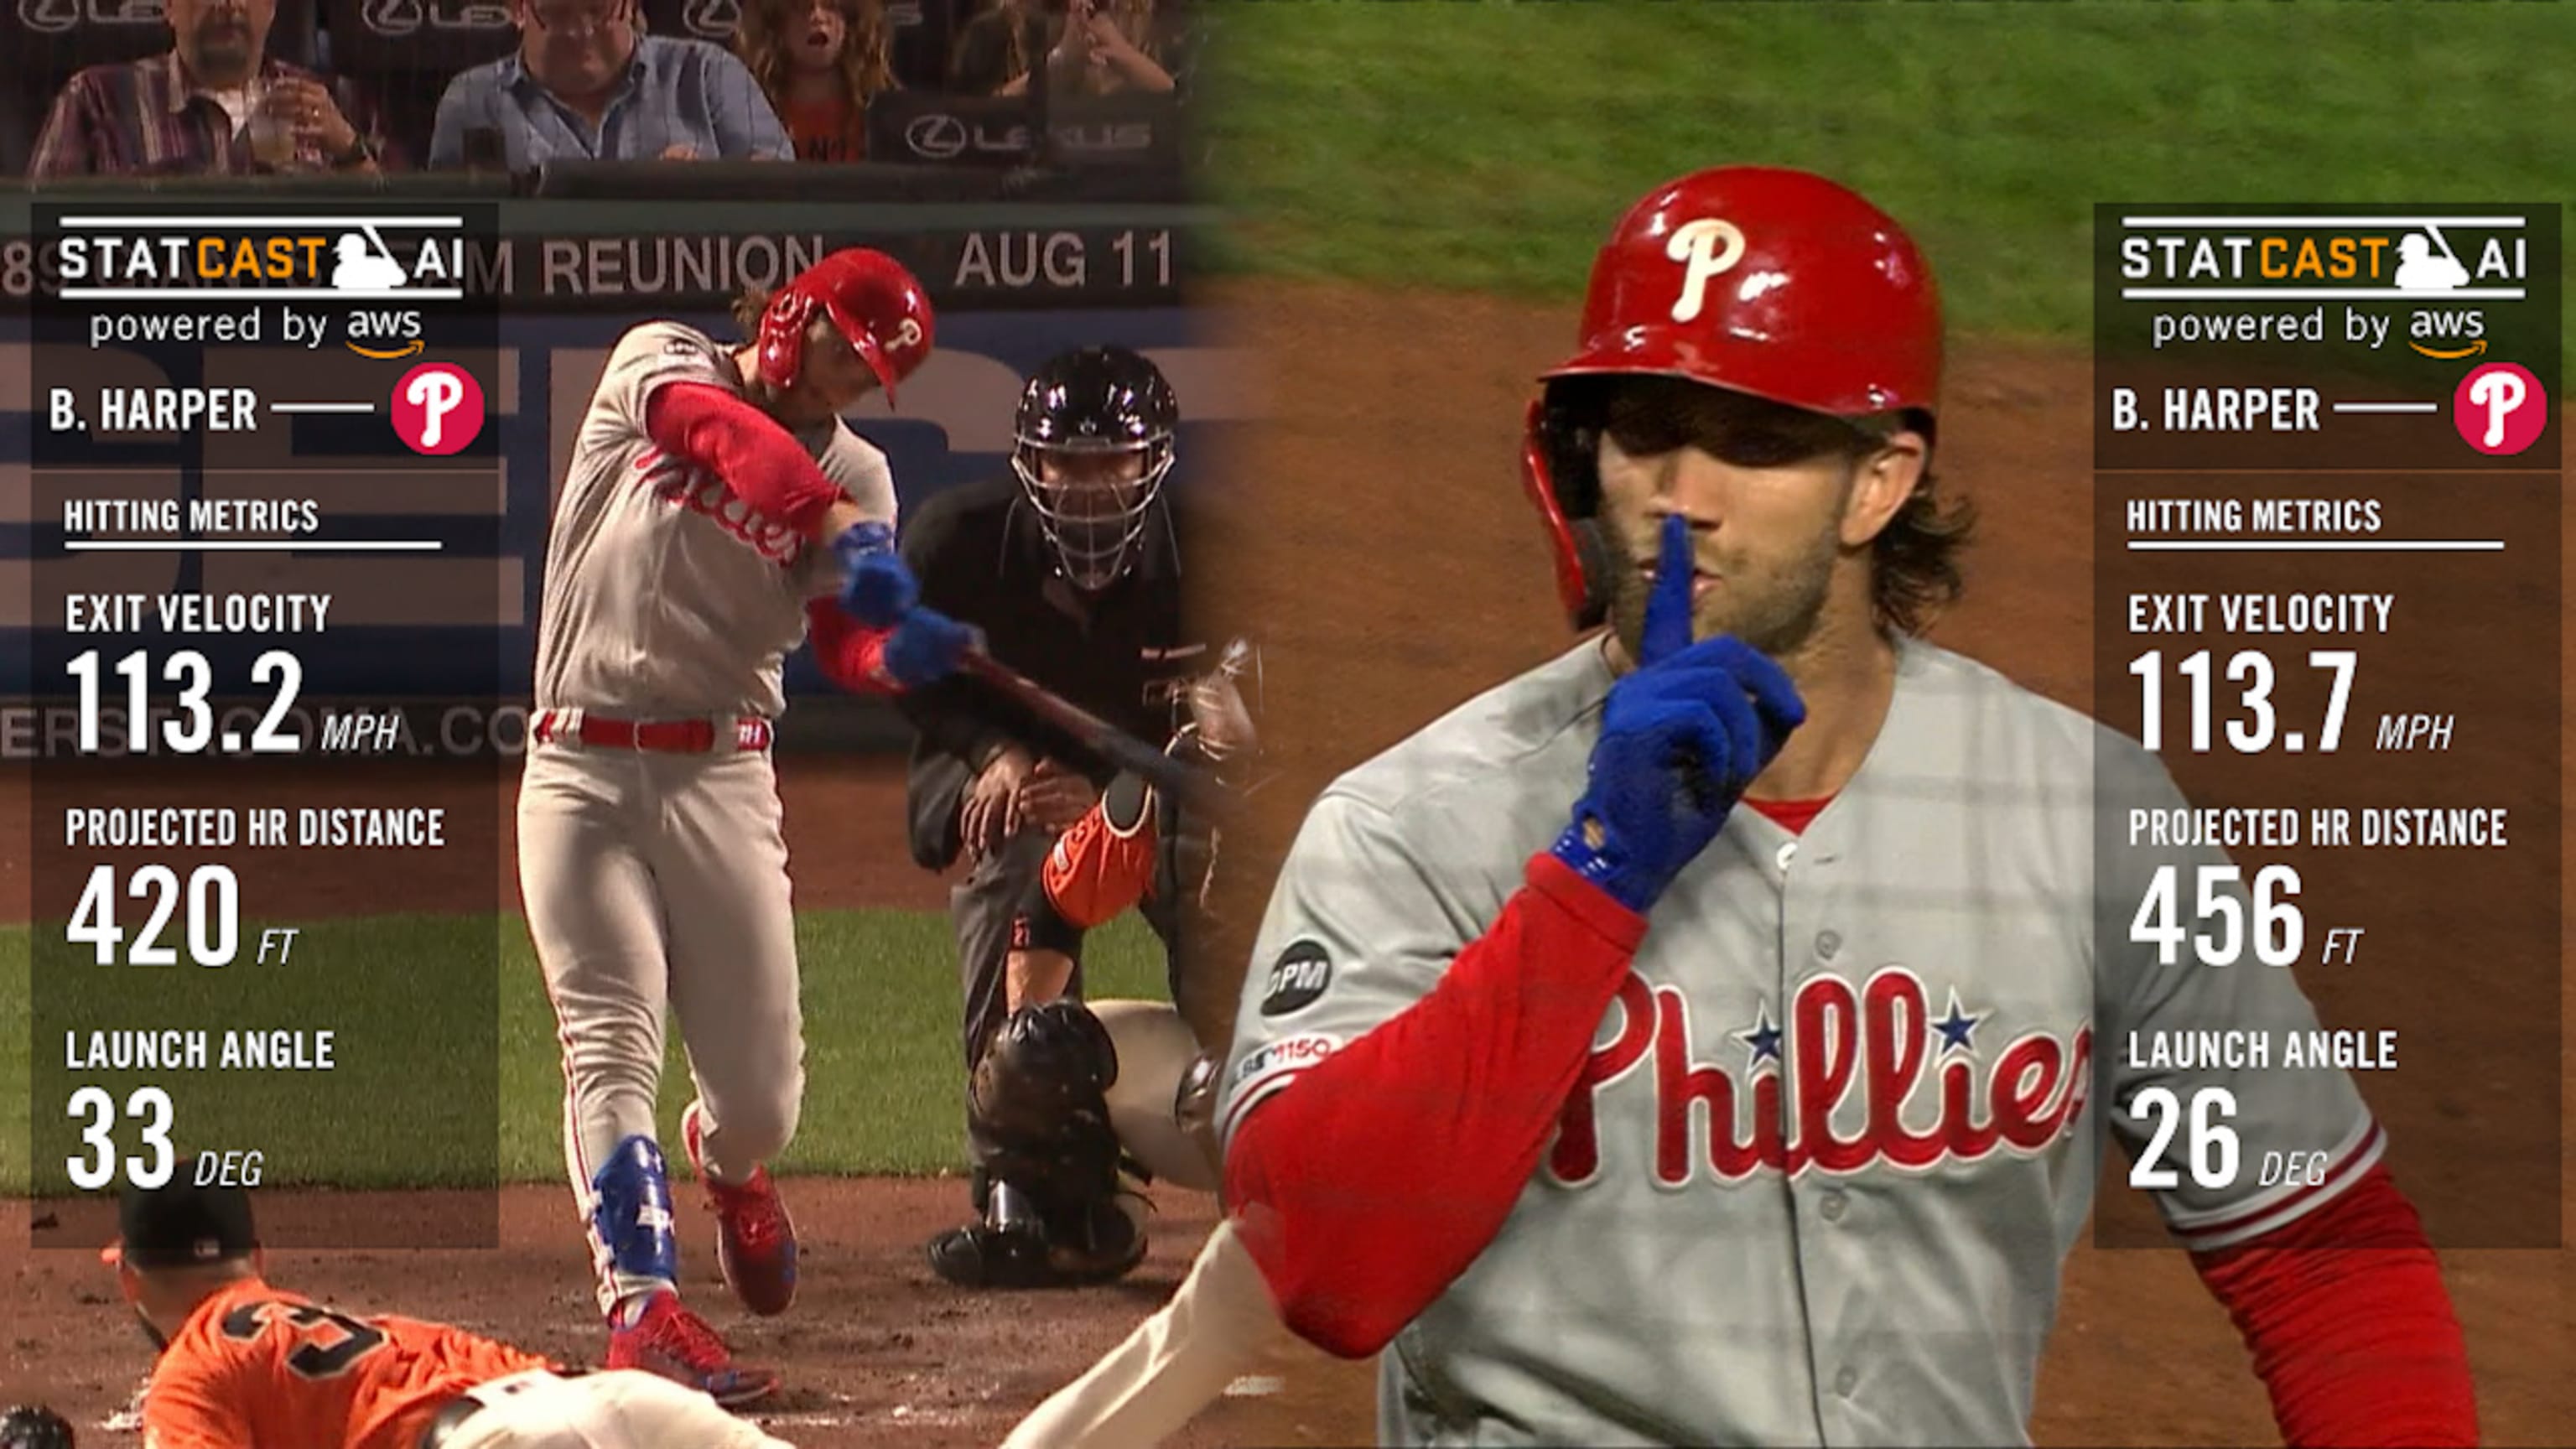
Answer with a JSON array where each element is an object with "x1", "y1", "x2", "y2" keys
[{"x1": 969, "y1": 1000, "x2": 1124, "y2": 1213}]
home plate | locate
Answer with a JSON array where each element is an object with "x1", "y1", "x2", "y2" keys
[{"x1": 1223, "y1": 1374, "x2": 1284, "y2": 1398}]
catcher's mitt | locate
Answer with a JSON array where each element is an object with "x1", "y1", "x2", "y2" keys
[
  {"x1": 0, "y1": 1405, "x2": 75, "y2": 1449},
  {"x1": 1176, "y1": 637, "x2": 1261, "y2": 766}
]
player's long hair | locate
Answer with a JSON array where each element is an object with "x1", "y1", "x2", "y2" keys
[
  {"x1": 733, "y1": 0, "x2": 894, "y2": 111},
  {"x1": 1866, "y1": 413, "x2": 1976, "y2": 637},
  {"x1": 729, "y1": 288, "x2": 774, "y2": 341}
]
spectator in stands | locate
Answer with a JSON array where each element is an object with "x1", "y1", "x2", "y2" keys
[
  {"x1": 734, "y1": 0, "x2": 895, "y2": 163},
  {"x1": 28, "y1": 0, "x2": 394, "y2": 178},
  {"x1": 944, "y1": 0, "x2": 1032, "y2": 97},
  {"x1": 998, "y1": 0, "x2": 1177, "y2": 99},
  {"x1": 427, "y1": 0, "x2": 792, "y2": 167}
]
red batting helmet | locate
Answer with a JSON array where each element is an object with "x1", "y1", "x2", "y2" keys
[
  {"x1": 756, "y1": 247, "x2": 935, "y2": 404},
  {"x1": 1522, "y1": 165, "x2": 1944, "y2": 629}
]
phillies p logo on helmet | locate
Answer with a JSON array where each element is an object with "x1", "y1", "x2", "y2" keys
[{"x1": 1666, "y1": 217, "x2": 1748, "y2": 324}]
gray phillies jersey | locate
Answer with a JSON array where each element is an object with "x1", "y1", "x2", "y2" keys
[
  {"x1": 1220, "y1": 638, "x2": 2379, "y2": 1448},
  {"x1": 532, "y1": 320, "x2": 899, "y2": 719}
]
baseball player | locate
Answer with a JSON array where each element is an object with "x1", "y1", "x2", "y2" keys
[
  {"x1": 518, "y1": 246, "x2": 974, "y2": 1402},
  {"x1": 99, "y1": 1164, "x2": 798, "y2": 1449},
  {"x1": 1214, "y1": 168, "x2": 2480, "y2": 1446},
  {"x1": 895, "y1": 345, "x2": 1209, "y2": 1289},
  {"x1": 941, "y1": 636, "x2": 1259, "y2": 1288},
  {"x1": 1004, "y1": 636, "x2": 1261, "y2": 1021}
]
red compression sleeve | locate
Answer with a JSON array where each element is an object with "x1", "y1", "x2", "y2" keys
[
  {"x1": 1224, "y1": 853, "x2": 1646, "y2": 1359},
  {"x1": 644, "y1": 381, "x2": 845, "y2": 536},
  {"x1": 803, "y1": 600, "x2": 901, "y2": 695},
  {"x1": 2191, "y1": 1163, "x2": 2477, "y2": 1446}
]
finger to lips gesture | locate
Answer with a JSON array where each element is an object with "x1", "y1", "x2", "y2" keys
[{"x1": 1637, "y1": 513, "x2": 1805, "y2": 788}]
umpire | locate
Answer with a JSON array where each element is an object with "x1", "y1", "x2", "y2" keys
[{"x1": 897, "y1": 345, "x2": 1203, "y2": 1287}]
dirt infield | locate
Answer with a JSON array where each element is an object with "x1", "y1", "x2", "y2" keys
[{"x1": 7, "y1": 278, "x2": 2571, "y2": 1445}]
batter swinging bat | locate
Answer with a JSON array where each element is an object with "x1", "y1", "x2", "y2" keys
[{"x1": 958, "y1": 648, "x2": 1223, "y2": 818}]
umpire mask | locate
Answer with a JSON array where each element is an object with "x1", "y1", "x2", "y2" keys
[{"x1": 1011, "y1": 346, "x2": 1178, "y2": 591}]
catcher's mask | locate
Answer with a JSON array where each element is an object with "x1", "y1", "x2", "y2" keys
[{"x1": 1011, "y1": 346, "x2": 1178, "y2": 591}]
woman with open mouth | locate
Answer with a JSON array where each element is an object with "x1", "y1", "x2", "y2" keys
[{"x1": 733, "y1": 0, "x2": 896, "y2": 164}]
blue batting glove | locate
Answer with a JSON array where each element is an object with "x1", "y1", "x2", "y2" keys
[
  {"x1": 834, "y1": 520, "x2": 917, "y2": 627},
  {"x1": 884, "y1": 606, "x2": 976, "y2": 688},
  {"x1": 1550, "y1": 514, "x2": 1806, "y2": 914}
]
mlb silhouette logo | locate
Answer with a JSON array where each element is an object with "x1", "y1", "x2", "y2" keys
[
  {"x1": 392, "y1": 361, "x2": 486, "y2": 455},
  {"x1": 2451, "y1": 361, "x2": 2544, "y2": 455}
]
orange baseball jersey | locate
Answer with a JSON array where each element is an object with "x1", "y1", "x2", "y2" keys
[
  {"x1": 142, "y1": 1275, "x2": 549, "y2": 1449},
  {"x1": 1041, "y1": 787, "x2": 1162, "y2": 931}
]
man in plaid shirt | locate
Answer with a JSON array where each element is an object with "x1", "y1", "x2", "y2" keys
[{"x1": 29, "y1": 0, "x2": 397, "y2": 179}]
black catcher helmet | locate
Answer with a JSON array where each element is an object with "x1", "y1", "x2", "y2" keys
[
  {"x1": 0, "y1": 1405, "x2": 74, "y2": 1449},
  {"x1": 1011, "y1": 346, "x2": 1180, "y2": 590}
]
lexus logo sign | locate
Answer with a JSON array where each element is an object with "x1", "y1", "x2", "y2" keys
[
  {"x1": 682, "y1": 0, "x2": 735, "y2": 37},
  {"x1": 905, "y1": 113, "x2": 966, "y2": 160},
  {"x1": 20, "y1": 0, "x2": 165, "y2": 27}
]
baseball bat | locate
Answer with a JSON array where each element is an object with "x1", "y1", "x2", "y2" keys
[{"x1": 957, "y1": 647, "x2": 1222, "y2": 816}]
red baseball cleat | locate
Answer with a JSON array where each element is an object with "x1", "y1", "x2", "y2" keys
[
  {"x1": 605, "y1": 1290, "x2": 779, "y2": 1408},
  {"x1": 683, "y1": 1103, "x2": 799, "y2": 1317}
]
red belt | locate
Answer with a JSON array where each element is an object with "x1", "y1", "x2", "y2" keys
[{"x1": 531, "y1": 709, "x2": 773, "y2": 753}]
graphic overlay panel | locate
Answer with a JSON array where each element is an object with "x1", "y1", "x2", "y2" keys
[
  {"x1": 2092, "y1": 205, "x2": 2561, "y2": 1249},
  {"x1": 26, "y1": 203, "x2": 506, "y2": 1250}
]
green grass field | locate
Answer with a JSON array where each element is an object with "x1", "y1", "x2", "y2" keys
[
  {"x1": 2, "y1": 911, "x2": 1171, "y2": 1191},
  {"x1": 1203, "y1": 0, "x2": 2576, "y2": 340}
]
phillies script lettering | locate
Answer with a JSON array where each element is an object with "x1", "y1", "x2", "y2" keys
[
  {"x1": 635, "y1": 449, "x2": 802, "y2": 567},
  {"x1": 1548, "y1": 968, "x2": 2093, "y2": 1188}
]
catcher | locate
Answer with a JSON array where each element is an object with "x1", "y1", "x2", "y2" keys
[
  {"x1": 930, "y1": 638, "x2": 1263, "y2": 1288},
  {"x1": 96, "y1": 1162, "x2": 796, "y2": 1448}
]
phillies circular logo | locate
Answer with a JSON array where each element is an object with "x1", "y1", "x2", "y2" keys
[
  {"x1": 2451, "y1": 361, "x2": 2545, "y2": 455},
  {"x1": 392, "y1": 362, "x2": 485, "y2": 454}
]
